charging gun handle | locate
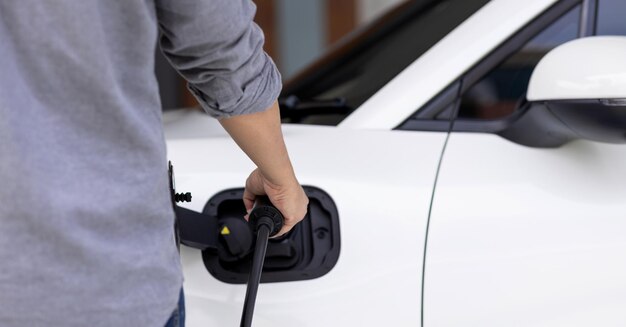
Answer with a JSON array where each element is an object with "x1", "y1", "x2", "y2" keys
[{"x1": 240, "y1": 196, "x2": 283, "y2": 327}]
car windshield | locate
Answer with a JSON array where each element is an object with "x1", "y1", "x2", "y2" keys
[{"x1": 280, "y1": 0, "x2": 490, "y2": 125}]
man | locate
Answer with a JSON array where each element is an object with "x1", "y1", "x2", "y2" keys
[{"x1": 0, "y1": 1, "x2": 308, "y2": 326}]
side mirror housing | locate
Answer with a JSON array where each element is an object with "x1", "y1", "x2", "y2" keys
[
  {"x1": 516, "y1": 36, "x2": 626, "y2": 146},
  {"x1": 527, "y1": 36, "x2": 626, "y2": 103},
  {"x1": 501, "y1": 36, "x2": 626, "y2": 147}
]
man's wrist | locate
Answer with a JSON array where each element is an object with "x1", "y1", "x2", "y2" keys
[{"x1": 258, "y1": 165, "x2": 297, "y2": 188}]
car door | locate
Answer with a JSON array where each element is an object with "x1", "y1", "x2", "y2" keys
[{"x1": 419, "y1": 1, "x2": 626, "y2": 325}]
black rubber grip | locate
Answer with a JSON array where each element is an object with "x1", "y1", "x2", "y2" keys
[{"x1": 248, "y1": 196, "x2": 284, "y2": 237}]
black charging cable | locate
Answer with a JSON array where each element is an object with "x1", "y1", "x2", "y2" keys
[{"x1": 240, "y1": 196, "x2": 284, "y2": 327}]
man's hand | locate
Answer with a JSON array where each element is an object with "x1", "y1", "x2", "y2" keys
[
  {"x1": 218, "y1": 100, "x2": 308, "y2": 236},
  {"x1": 243, "y1": 168, "x2": 308, "y2": 237}
]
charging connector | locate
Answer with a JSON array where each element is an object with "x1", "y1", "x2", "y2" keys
[{"x1": 240, "y1": 197, "x2": 284, "y2": 327}]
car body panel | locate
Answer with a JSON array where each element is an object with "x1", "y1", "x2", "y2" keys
[
  {"x1": 164, "y1": 109, "x2": 447, "y2": 326},
  {"x1": 425, "y1": 133, "x2": 626, "y2": 326},
  {"x1": 340, "y1": 0, "x2": 558, "y2": 130},
  {"x1": 163, "y1": 0, "x2": 626, "y2": 325}
]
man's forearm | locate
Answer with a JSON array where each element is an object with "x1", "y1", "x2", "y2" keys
[{"x1": 219, "y1": 101, "x2": 297, "y2": 187}]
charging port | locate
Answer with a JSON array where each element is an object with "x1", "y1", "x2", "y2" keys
[{"x1": 201, "y1": 186, "x2": 340, "y2": 284}]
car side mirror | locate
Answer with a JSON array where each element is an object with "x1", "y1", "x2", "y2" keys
[
  {"x1": 498, "y1": 36, "x2": 626, "y2": 148},
  {"x1": 525, "y1": 36, "x2": 626, "y2": 145}
]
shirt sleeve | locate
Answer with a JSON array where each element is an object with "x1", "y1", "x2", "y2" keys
[{"x1": 155, "y1": 0, "x2": 281, "y2": 118}]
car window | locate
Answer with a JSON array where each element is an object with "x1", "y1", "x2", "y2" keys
[
  {"x1": 596, "y1": 0, "x2": 626, "y2": 35},
  {"x1": 457, "y1": 5, "x2": 581, "y2": 120},
  {"x1": 280, "y1": 0, "x2": 489, "y2": 125}
]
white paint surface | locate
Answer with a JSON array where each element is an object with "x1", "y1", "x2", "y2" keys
[
  {"x1": 425, "y1": 133, "x2": 626, "y2": 326},
  {"x1": 527, "y1": 36, "x2": 626, "y2": 101},
  {"x1": 164, "y1": 110, "x2": 447, "y2": 326}
]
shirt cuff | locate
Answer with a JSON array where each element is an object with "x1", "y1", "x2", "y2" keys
[{"x1": 188, "y1": 53, "x2": 282, "y2": 119}]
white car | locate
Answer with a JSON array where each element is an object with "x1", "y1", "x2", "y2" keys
[{"x1": 164, "y1": 0, "x2": 626, "y2": 325}]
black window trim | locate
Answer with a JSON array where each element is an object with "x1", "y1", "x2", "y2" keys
[
  {"x1": 580, "y1": 0, "x2": 598, "y2": 37},
  {"x1": 396, "y1": 0, "x2": 585, "y2": 132},
  {"x1": 395, "y1": 81, "x2": 460, "y2": 132}
]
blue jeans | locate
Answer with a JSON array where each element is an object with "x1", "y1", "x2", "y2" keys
[{"x1": 164, "y1": 289, "x2": 185, "y2": 327}]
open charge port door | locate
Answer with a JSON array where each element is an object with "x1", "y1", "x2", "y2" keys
[{"x1": 201, "y1": 186, "x2": 340, "y2": 284}]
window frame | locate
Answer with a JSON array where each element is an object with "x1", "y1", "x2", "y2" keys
[
  {"x1": 396, "y1": 0, "x2": 588, "y2": 133},
  {"x1": 580, "y1": 0, "x2": 598, "y2": 37},
  {"x1": 279, "y1": 0, "x2": 491, "y2": 126}
]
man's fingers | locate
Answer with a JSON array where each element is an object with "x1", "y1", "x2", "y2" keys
[
  {"x1": 242, "y1": 188, "x2": 255, "y2": 213},
  {"x1": 277, "y1": 226, "x2": 294, "y2": 238},
  {"x1": 273, "y1": 212, "x2": 305, "y2": 237},
  {"x1": 242, "y1": 168, "x2": 308, "y2": 235},
  {"x1": 243, "y1": 169, "x2": 264, "y2": 215},
  {"x1": 273, "y1": 224, "x2": 295, "y2": 239}
]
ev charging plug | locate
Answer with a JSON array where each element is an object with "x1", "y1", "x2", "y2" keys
[{"x1": 240, "y1": 196, "x2": 284, "y2": 327}]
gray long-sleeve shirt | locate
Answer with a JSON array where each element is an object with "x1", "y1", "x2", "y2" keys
[{"x1": 0, "y1": 1, "x2": 281, "y2": 326}]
